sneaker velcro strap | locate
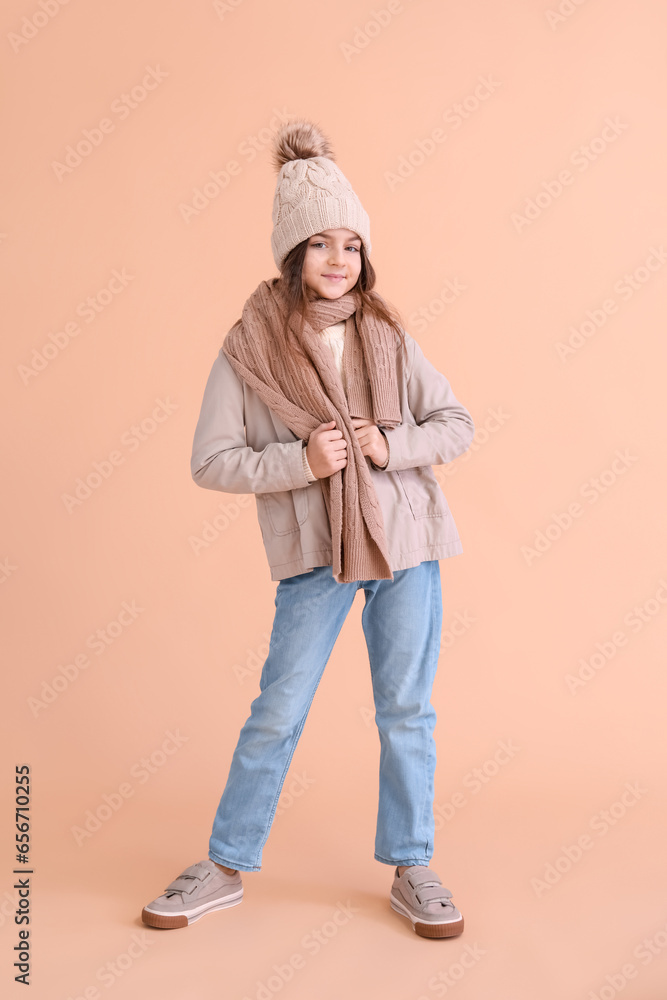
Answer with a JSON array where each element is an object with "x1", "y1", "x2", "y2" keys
[
  {"x1": 415, "y1": 885, "x2": 454, "y2": 904},
  {"x1": 405, "y1": 868, "x2": 444, "y2": 888},
  {"x1": 174, "y1": 862, "x2": 212, "y2": 881},
  {"x1": 165, "y1": 864, "x2": 212, "y2": 895}
]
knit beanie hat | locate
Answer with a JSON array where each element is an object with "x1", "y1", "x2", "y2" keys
[{"x1": 270, "y1": 119, "x2": 371, "y2": 271}]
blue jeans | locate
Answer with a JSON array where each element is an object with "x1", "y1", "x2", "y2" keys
[{"x1": 208, "y1": 560, "x2": 443, "y2": 872}]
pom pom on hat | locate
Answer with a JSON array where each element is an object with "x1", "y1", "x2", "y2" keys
[{"x1": 271, "y1": 118, "x2": 335, "y2": 171}]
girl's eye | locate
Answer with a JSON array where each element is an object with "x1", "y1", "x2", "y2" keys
[{"x1": 309, "y1": 242, "x2": 359, "y2": 252}]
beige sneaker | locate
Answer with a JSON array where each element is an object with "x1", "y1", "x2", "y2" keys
[
  {"x1": 142, "y1": 859, "x2": 243, "y2": 929},
  {"x1": 390, "y1": 866, "x2": 464, "y2": 938}
]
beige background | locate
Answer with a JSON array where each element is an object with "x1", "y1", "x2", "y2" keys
[{"x1": 2, "y1": 0, "x2": 667, "y2": 997}]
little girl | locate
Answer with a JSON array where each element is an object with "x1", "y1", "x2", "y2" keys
[{"x1": 142, "y1": 119, "x2": 475, "y2": 939}]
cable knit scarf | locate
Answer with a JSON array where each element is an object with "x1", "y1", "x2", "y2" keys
[{"x1": 221, "y1": 277, "x2": 403, "y2": 583}]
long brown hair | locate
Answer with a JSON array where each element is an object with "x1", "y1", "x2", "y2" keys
[{"x1": 274, "y1": 238, "x2": 408, "y2": 374}]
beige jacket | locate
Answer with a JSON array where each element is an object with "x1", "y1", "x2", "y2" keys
[{"x1": 190, "y1": 327, "x2": 475, "y2": 581}]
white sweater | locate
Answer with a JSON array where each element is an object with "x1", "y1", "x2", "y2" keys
[{"x1": 301, "y1": 321, "x2": 346, "y2": 483}]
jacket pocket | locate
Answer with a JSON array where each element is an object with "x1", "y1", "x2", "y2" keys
[
  {"x1": 256, "y1": 488, "x2": 309, "y2": 536},
  {"x1": 397, "y1": 467, "x2": 450, "y2": 519}
]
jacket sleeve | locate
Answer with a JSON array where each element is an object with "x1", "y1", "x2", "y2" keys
[
  {"x1": 190, "y1": 348, "x2": 311, "y2": 495},
  {"x1": 378, "y1": 332, "x2": 475, "y2": 471}
]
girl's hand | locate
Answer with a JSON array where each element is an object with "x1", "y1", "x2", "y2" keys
[
  {"x1": 350, "y1": 418, "x2": 389, "y2": 468},
  {"x1": 305, "y1": 420, "x2": 347, "y2": 478}
]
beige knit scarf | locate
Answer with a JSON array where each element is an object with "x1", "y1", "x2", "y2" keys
[{"x1": 221, "y1": 277, "x2": 403, "y2": 583}]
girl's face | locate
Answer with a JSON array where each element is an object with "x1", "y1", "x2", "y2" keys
[{"x1": 302, "y1": 228, "x2": 363, "y2": 300}]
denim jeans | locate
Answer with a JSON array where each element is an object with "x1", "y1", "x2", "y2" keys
[{"x1": 208, "y1": 559, "x2": 443, "y2": 872}]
